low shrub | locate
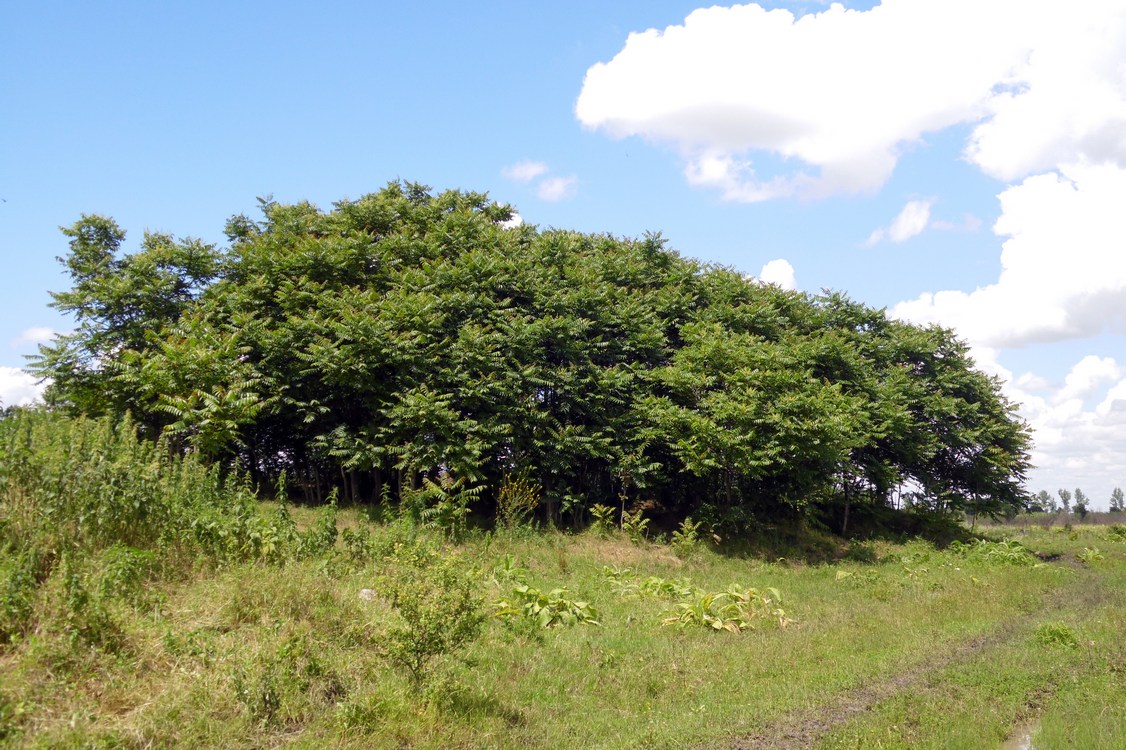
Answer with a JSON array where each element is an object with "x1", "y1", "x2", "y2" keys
[{"x1": 375, "y1": 542, "x2": 485, "y2": 691}]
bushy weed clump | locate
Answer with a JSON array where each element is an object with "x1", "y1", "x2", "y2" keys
[{"x1": 948, "y1": 538, "x2": 1039, "y2": 566}]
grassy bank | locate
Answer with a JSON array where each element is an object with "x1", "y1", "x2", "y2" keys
[
  {"x1": 2, "y1": 413, "x2": 1124, "y2": 748},
  {"x1": 3, "y1": 511, "x2": 1124, "y2": 747}
]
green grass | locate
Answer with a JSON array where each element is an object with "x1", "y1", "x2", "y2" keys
[
  {"x1": 2, "y1": 509, "x2": 1124, "y2": 748},
  {"x1": 2, "y1": 413, "x2": 1124, "y2": 747}
]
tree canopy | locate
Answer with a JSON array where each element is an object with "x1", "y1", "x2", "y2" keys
[{"x1": 29, "y1": 181, "x2": 1033, "y2": 530}]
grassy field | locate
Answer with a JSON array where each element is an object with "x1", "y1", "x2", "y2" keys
[{"x1": 2, "y1": 497, "x2": 1124, "y2": 749}]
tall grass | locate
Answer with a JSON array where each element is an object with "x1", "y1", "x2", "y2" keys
[{"x1": 0, "y1": 409, "x2": 301, "y2": 648}]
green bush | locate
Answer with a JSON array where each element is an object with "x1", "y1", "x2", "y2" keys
[
  {"x1": 375, "y1": 542, "x2": 485, "y2": 691},
  {"x1": 670, "y1": 517, "x2": 702, "y2": 558},
  {"x1": 0, "y1": 410, "x2": 299, "y2": 564}
]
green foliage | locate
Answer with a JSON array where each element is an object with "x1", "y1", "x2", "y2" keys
[
  {"x1": 58, "y1": 554, "x2": 122, "y2": 651},
  {"x1": 296, "y1": 499, "x2": 338, "y2": 558},
  {"x1": 662, "y1": 585, "x2": 788, "y2": 633},
  {"x1": 603, "y1": 567, "x2": 695, "y2": 599},
  {"x1": 0, "y1": 410, "x2": 291, "y2": 563},
  {"x1": 493, "y1": 584, "x2": 601, "y2": 629},
  {"x1": 94, "y1": 544, "x2": 157, "y2": 606},
  {"x1": 948, "y1": 539, "x2": 1039, "y2": 566},
  {"x1": 490, "y1": 553, "x2": 530, "y2": 585},
  {"x1": 1106, "y1": 524, "x2": 1126, "y2": 542},
  {"x1": 233, "y1": 631, "x2": 344, "y2": 726},
  {"x1": 670, "y1": 516, "x2": 703, "y2": 558},
  {"x1": 620, "y1": 509, "x2": 650, "y2": 544},
  {"x1": 402, "y1": 472, "x2": 483, "y2": 542},
  {"x1": 588, "y1": 504, "x2": 616, "y2": 537},
  {"x1": 32, "y1": 181, "x2": 1034, "y2": 529},
  {"x1": 1076, "y1": 547, "x2": 1104, "y2": 565},
  {"x1": 0, "y1": 548, "x2": 42, "y2": 646},
  {"x1": 376, "y1": 543, "x2": 485, "y2": 690}
]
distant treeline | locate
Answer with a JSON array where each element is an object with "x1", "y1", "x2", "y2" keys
[{"x1": 28, "y1": 181, "x2": 1031, "y2": 530}]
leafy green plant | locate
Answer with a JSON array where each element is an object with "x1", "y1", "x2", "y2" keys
[
  {"x1": 60, "y1": 556, "x2": 122, "y2": 652},
  {"x1": 949, "y1": 539, "x2": 1038, "y2": 566},
  {"x1": 0, "y1": 549, "x2": 42, "y2": 647},
  {"x1": 297, "y1": 498, "x2": 339, "y2": 558},
  {"x1": 403, "y1": 472, "x2": 483, "y2": 542},
  {"x1": 621, "y1": 509, "x2": 650, "y2": 544},
  {"x1": 671, "y1": 517, "x2": 702, "y2": 558},
  {"x1": 376, "y1": 544, "x2": 485, "y2": 691},
  {"x1": 490, "y1": 553, "x2": 529, "y2": 585},
  {"x1": 493, "y1": 584, "x2": 601, "y2": 628},
  {"x1": 233, "y1": 632, "x2": 344, "y2": 726},
  {"x1": 603, "y1": 567, "x2": 695, "y2": 599},
  {"x1": 95, "y1": 544, "x2": 157, "y2": 607},
  {"x1": 662, "y1": 585, "x2": 787, "y2": 633},
  {"x1": 1105, "y1": 524, "x2": 1126, "y2": 542},
  {"x1": 589, "y1": 504, "x2": 616, "y2": 537},
  {"x1": 1077, "y1": 547, "x2": 1104, "y2": 565}
]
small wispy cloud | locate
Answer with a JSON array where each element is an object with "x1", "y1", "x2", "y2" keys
[
  {"x1": 866, "y1": 200, "x2": 933, "y2": 245},
  {"x1": 931, "y1": 214, "x2": 983, "y2": 233},
  {"x1": 502, "y1": 160, "x2": 549, "y2": 183},
  {"x1": 10, "y1": 326, "x2": 56, "y2": 348},
  {"x1": 536, "y1": 176, "x2": 579, "y2": 202},
  {"x1": 503, "y1": 160, "x2": 579, "y2": 201}
]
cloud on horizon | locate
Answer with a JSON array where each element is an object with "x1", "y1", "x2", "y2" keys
[
  {"x1": 577, "y1": 0, "x2": 1126, "y2": 500},
  {"x1": 757, "y1": 258, "x2": 797, "y2": 290},
  {"x1": 991, "y1": 352, "x2": 1126, "y2": 508},
  {"x1": 0, "y1": 367, "x2": 44, "y2": 408},
  {"x1": 893, "y1": 163, "x2": 1126, "y2": 348}
]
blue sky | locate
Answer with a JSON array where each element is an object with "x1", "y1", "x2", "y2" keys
[{"x1": 2, "y1": 1, "x2": 1124, "y2": 507}]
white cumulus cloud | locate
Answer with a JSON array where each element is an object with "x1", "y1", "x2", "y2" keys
[
  {"x1": 576, "y1": 0, "x2": 1041, "y2": 201},
  {"x1": 893, "y1": 162, "x2": 1126, "y2": 348},
  {"x1": 0, "y1": 367, "x2": 44, "y2": 408},
  {"x1": 866, "y1": 199, "x2": 932, "y2": 245},
  {"x1": 1002, "y1": 355, "x2": 1126, "y2": 509},
  {"x1": 756, "y1": 258, "x2": 797, "y2": 290},
  {"x1": 576, "y1": 1, "x2": 1126, "y2": 202},
  {"x1": 502, "y1": 160, "x2": 550, "y2": 183}
]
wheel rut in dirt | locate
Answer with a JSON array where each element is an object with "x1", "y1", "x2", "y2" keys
[
  {"x1": 723, "y1": 559, "x2": 1112, "y2": 750},
  {"x1": 722, "y1": 624, "x2": 1021, "y2": 750}
]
